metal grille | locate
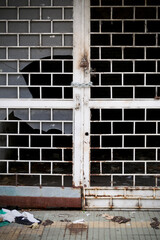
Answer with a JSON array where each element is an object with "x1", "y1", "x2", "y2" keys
[
  {"x1": 0, "y1": 108, "x2": 73, "y2": 187},
  {"x1": 90, "y1": 107, "x2": 160, "y2": 188},
  {"x1": 0, "y1": 0, "x2": 74, "y2": 188},
  {"x1": 89, "y1": 0, "x2": 160, "y2": 191},
  {"x1": 0, "y1": 0, "x2": 73, "y2": 99},
  {"x1": 90, "y1": 0, "x2": 160, "y2": 99}
]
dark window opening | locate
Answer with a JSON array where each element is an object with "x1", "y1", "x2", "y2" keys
[
  {"x1": 91, "y1": 149, "x2": 111, "y2": 161},
  {"x1": 102, "y1": 162, "x2": 122, "y2": 174},
  {"x1": 20, "y1": 56, "x2": 73, "y2": 99},
  {"x1": 90, "y1": 176, "x2": 111, "y2": 187},
  {"x1": 113, "y1": 176, "x2": 133, "y2": 186},
  {"x1": 113, "y1": 149, "x2": 133, "y2": 160},
  {"x1": 124, "y1": 162, "x2": 144, "y2": 174}
]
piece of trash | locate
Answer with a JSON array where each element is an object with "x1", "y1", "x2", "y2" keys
[
  {"x1": 72, "y1": 219, "x2": 85, "y2": 224},
  {"x1": 96, "y1": 213, "x2": 103, "y2": 217},
  {"x1": 29, "y1": 222, "x2": 39, "y2": 229},
  {"x1": 102, "y1": 214, "x2": 114, "y2": 220},
  {"x1": 111, "y1": 216, "x2": 131, "y2": 224},
  {"x1": 150, "y1": 217, "x2": 160, "y2": 229},
  {"x1": 42, "y1": 219, "x2": 54, "y2": 226},
  {"x1": 85, "y1": 213, "x2": 90, "y2": 216},
  {"x1": 60, "y1": 219, "x2": 71, "y2": 222}
]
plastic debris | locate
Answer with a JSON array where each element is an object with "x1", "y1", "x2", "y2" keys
[
  {"x1": 150, "y1": 218, "x2": 160, "y2": 229},
  {"x1": 29, "y1": 222, "x2": 39, "y2": 229},
  {"x1": 42, "y1": 219, "x2": 54, "y2": 226},
  {"x1": 72, "y1": 219, "x2": 85, "y2": 224}
]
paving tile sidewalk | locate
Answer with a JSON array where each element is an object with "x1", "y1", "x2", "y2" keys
[{"x1": 0, "y1": 210, "x2": 160, "y2": 240}]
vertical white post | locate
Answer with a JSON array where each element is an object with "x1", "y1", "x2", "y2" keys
[
  {"x1": 73, "y1": 0, "x2": 90, "y2": 188},
  {"x1": 73, "y1": 0, "x2": 84, "y2": 187},
  {"x1": 83, "y1": 0, "x2": 90, "y2": 188}
]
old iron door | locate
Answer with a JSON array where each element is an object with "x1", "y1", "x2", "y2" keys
[{"x1": 82, "y1": 0, "x2": 160, "y2": 209}]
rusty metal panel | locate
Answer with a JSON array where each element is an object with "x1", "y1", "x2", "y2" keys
[{"x1": 0, "y1": 186, "x2": 81, "y2": 208}]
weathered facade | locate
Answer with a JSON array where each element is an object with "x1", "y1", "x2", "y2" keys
[{"x1": 0, "y1": 0, "x2": 160, "y2": 209}]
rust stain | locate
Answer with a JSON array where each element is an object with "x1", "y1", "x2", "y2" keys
[
  {"x1": 79, "y1": 54, "x2": 89, "y2": 69},
  {"x1": 0, "y1": 196, "x2": 81, "y2": 209},
  {"x1": 67, "y1": 223, "x2": 88, "y2": 234}
]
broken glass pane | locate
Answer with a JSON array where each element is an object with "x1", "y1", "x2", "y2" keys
[
  {"x1": 42, "y1": 122, "x2": 62, "y2": 134},
  {"x1": 8, "y1": 109, "x2": 29, "y2": 120},
  {"x1": 20, "y1": 122, "x2": 40, "y2": 134},
  {"x1": 8, "y1": 74, "x2": 28, "y2": 85},
  {"x1": 19, "y1": 87, "x2": 40, "y2": 98}
]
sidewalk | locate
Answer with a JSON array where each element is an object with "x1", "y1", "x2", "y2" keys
[{"x1": 0, "y1": 210, "x2": 160, "y2": 240}]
